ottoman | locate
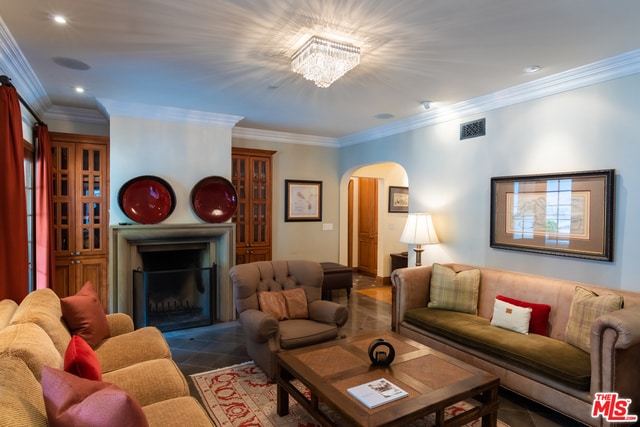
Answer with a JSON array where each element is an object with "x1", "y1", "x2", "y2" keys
[{"x1": 320, "y1": 262, "x2": 353, "y2": 300}]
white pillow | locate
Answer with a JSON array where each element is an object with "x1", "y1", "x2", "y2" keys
[{"x1": 491, "y1": 299, "x2": 532, "y2": 335}]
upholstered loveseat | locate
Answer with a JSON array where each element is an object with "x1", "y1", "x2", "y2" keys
[
  {"x1": 391, "y1": 263, "x2": 640, "y2": 427},
  {"x1": 0, "y1": 287, "x2": 213, "y2": 426}
]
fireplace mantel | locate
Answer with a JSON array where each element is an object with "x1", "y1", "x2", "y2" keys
[{"x1": 110, "y1": 223, "x2": 235, "y2": 321}]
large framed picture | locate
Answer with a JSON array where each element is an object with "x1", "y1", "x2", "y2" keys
[
  {"x1": 490, "y1": 169, "x2": 615, "y2": 261},
  {"x1": 388, "y1": 186, "x2": 409, "y2": 213},
  {"x1": 285, "y1": 180, "x2": 322, "y2": 222}
]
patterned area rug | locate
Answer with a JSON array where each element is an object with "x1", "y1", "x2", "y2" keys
[{"x1": 191, "y1": 361, "x2": 508, "y2": 427}]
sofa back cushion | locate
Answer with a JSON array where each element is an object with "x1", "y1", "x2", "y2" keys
[
  {"x1": 0, "y1": 323, "x2": 63, "y2": 380},
  {"x1": 0, "y1": 356, "x2": 48, "y2": 427},
  {"x1": 0, "y1": 299, "x2": 18, "y2": 330},
  {"x1": 10, "y1": 288, "x2": 71, "y2": 356}
]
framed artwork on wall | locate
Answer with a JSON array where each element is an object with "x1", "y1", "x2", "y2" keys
[
  {"x1": 285, "y1": 180, "x2": 322, "y2": 222},
  {"x1": 490, "y1": 169, "x2": 615, "y2": 261},
  {"x1": 388, "y1": 186, "x2": 409, "y2": 213}
]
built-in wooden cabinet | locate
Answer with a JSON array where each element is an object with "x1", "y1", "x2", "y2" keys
[
  {"x1": 51, "y1": 132, "x2": 110, "y2": 312},
  {"x1": 232, "y1": 148, "x2": 275, "y2": 265}
]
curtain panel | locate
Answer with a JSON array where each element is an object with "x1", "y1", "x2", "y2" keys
[
  {"x1": 0, "y1": 84, "x2": 29, "y2": 302},
  {"x1": 36, "y1": 124, "x2": 55, "y2": 290}
]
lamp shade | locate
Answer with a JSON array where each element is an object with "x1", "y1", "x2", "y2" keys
[{"x1": 400, "y1": 213, "x2": 439, "y2": 245}]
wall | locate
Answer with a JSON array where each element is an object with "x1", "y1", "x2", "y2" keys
[
  {"x1": 339, "y1": 73, "x2": 640, "y2": 292},
  {"x1": 109, "y1": 115, "x2": 232, "y2": 225},
  {"x1": 232, "y1": 137, "x2": 339, "y2": 262}
]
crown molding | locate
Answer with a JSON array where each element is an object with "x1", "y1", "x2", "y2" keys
[
  {"x1": 0, "y1": 17, "x2": 52, "y2": 115},
  {"x1": 97, "y1": 98, "x2": 244, "y2": 128},
  {"x1": 44, "y1": 105, "x2": 108, "y2": 124},
  {"x1": 339, "y1": 49, "x2": 640, "y2": 147},
  {"x1": 233, "y1": 127, "x2": 339, "y2": 147}
]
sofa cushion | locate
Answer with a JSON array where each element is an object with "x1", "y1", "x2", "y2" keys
[
  {"x1": 41, "y1": 366, "x2": 149, "y2": 427},
  {"x1": 60, "y1": 282, "x2": 110, "y2": 348},
  {"x1": 64, "y1": 335, "x2": 102, "y2": 381},
  {"x1": 491, "y1": 299, "x2": 532, "y2": 335},
  {"x1": 428, "y1": 263, "x2": 480, "y2": 314},
  {"x1": 94, "y1": 326, "x2": 172, "y2": 374},
  {"x1": 565, "y1": 286, "x2": 624, "y2": 353},
  {"x1": 0, "y1": 299, "x2": 18, "y2": 330},
  {"x1": 496, "y1": 295, "x2": 551, "y2": 336},
  {"x1": 278, "y1": 319, "x2": 338, "y2": 349},
  {"x1": 0, "y1": 323, "x2": 63, "y2": 380},
  {"x1": 404, "y1": 307, "x2": 591, "y2": 390},
  {"x1": 0, "y1": 356, "x2": 48, "y2": 427}
]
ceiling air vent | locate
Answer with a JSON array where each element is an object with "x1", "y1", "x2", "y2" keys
[{"x1": 460, "y1": 118, "x2": 486, "y2": 140}]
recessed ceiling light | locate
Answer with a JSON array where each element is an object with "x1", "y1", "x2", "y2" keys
[
  {"x1": 523, "y1": 65, "x2": 541, "y2": 73},
  {"x1": 52, "y1": 15, "x2": 67, "y2": 25},
  {"x1": 421, "y1": 101, "x2": 431, "y2": 110},
  {"x1": 74, "y1": 86, "x2": 85, "y2": 93}
]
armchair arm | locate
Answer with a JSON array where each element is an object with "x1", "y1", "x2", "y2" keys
[
  {"x1": 590, "y1": 308, "x2": 640, "y2": 411},
  {"x1": 106, "y1": 313, "x2": 134, "y2": 336},
  {"x1": 390, "y1": 266, "x2": 432, "y2": 331},
  {"x1": 308, "y1": 300, "x2": 348, "y2": 327},
  {"x1": 238, "y1": 309, "x2": 279, "y2": 343}
]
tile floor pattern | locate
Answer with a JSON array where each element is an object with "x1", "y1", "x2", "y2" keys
[{"x1": 164, "y1": 274, "x2": 587, "y2": 427}]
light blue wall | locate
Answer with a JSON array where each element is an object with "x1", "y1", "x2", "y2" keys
[{"x1": 339, "y1": 73, "x2": 640, "y2": 291}]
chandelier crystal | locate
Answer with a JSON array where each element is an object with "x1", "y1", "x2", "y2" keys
[{"x1": 290, "y1": 36, "x2": 360, "y2": 88}]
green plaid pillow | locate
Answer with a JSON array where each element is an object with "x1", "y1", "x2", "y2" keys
[
  {"x1": 565, "y1": 286, "x2": 623, "y2": 353},
  {"x1": 428, "y1": 263, "x2": 480, "y2": 314}
]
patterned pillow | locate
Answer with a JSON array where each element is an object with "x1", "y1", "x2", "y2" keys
[
  {"x1": 428, "y1": 263, "x2": 480, "y2": 314},
  {"x1": 565, "y1": 286, "x2": 623, "y2": 353}
]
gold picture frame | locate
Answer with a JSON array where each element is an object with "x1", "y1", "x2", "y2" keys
[{"x1": 490, "y1": 170, "x2": 615, "y2": 261}]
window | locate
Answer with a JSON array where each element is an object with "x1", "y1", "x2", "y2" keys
[{"x1": 24, "y1": 139, "x2": 34, "y2": 290}]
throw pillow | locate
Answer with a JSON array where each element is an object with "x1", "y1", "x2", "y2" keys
[
  {"x1": 428, "y1": 263, "x2": 481, "y2": 314},
  {"x1": 491, "y1": 299, "x2": 532, "y2": 334},
  {"x1": 64, "y1": 335, "x2": 102, "y2": 381},
  {"x1": 60, "y1": 282, "x2": 110, "y2": 348},
  {"x1": 257, "y1": 291, "x2": 288, "y2": 320},
  {"x1": 282, "y1": 288, "x2": 309, "y2": 319},
  {"x1": 496, "y1": 295, "x2": 551, "y2": 336},
  {"x1": 41, "y1": 366, "x2": 149, "y2": 427},
  {"x1": 565, "y1": 286, "x2": 624, "y2": 353}
]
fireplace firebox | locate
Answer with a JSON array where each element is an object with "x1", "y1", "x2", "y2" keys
[{"x1": 132, "y1": 242, "x2": 216, "y2": 332}]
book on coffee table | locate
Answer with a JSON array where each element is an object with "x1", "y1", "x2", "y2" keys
[{"x1": 347, "y1": 378, "x2": 409, "y2": 409}]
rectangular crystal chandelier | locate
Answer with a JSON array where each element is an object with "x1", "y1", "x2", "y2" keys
[{"x1": 290, "y1": 36, "x2": 360, "y2": 88}]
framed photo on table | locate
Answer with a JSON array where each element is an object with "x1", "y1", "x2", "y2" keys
[
  {"x1": 490, "y1": 169, "x2": 615, "y2": 261},
  {"x1": 388, "y1": 186, "x2": 409, "y2": 213},
  {"x1": 285, "y1": 180, "x2": 322, "y2": 222}
]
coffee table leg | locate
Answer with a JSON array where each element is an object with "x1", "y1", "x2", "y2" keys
[
  {"x1": 480, "y1": 386, "x2": 499, "y2": 427},
  {"x1": 276, "y1": 381, "x2": 290, "y2": 416}
]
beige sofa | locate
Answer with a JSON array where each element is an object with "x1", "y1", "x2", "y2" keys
[
  {"x1": 0, "y1": 288, "x2": 213, "y2": 427},
  {"x1": 391, "y1": 263, "x2": 640, "y2": 427}
]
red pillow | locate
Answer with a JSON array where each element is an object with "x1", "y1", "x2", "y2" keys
[
  {"x1": 496, "y1": 295, "x2": 551, "y2": 336},
  {"x1": 41, "y1": 366, "x2": 149, "y2": 427},
  {"x1": 64, "y1": 335, "x2": 102, "y2": 381},
  {"x1": 60, "y1": 282, "x2": 110, "y2": 348}
]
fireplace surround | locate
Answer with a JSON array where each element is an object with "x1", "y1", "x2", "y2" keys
[{"x1": 110, "y1": 223, "x2": 235, "y2": 323}]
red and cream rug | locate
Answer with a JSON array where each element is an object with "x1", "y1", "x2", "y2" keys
[{"x1": 191, "y1": 361, "x2": 508, "y2": 427}]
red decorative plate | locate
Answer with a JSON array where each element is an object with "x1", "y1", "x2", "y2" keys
[
  {"x1": 118, "y1": 176, "x2": 176, "y2": 224},
  {"x1": 190, "y1": 176, "x2": 238, "y2": 223}
]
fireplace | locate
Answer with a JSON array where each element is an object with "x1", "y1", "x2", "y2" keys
[
  {"x1": 110, "y1": 224, "x2": 235, "y2": 325},
  {"x1": 132, "y1": 242, "x2": 216, "y2": 331}
]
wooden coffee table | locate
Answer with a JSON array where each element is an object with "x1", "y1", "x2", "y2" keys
[{"x1": 276, "y1": 331, "x2": 499, "y2": 427}]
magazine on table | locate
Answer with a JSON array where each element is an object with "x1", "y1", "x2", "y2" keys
[{"x1": 347, "y1": 378, "x2": 408, "y2": 409}]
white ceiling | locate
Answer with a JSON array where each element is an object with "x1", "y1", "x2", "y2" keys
[{"x1": 1, "y1": 0, "x2": 639, "y2": 139}]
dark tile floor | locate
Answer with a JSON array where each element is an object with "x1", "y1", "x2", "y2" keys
[{"x1": 163, "y1": 274, "x2": 587, "y2": 427}]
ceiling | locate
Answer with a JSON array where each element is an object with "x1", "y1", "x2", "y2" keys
[{"x1": 1, "y1": 0, "x2": 639, "y2": 139}]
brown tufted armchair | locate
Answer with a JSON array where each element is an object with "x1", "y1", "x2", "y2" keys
[{"x1": 230, "y1": 260, "x2": 349, "y2": 379}]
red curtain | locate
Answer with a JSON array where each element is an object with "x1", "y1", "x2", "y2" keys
[
  {"x1": 0, "y1": 84, "x2": 29, "y2": 302},
  {"x1": 35, "y1": 123, "x2": 55, "y2": 290}
]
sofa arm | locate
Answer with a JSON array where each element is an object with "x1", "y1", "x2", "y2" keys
[
  {"x1": 391, "y1": 266, "x2": 432, "y2": 331},
  {"x1": 106, "y1": 313, "x2": 134, "y2": 336},
  {"x1": 239, "y1": 309, "x2": 278, "y2": 343},
  {"x1": 308, "y1": 300, "x2": 349, "y2": 327},
  {"x1": 590, "y1": 308, "x2": 640, "y2": 413}
]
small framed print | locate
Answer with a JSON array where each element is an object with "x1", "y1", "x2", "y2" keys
[
  {"x1": 388, "y1": 186, "x2": 409, "y2": 213},
  {"x1": 285, "y1": 180, "x2": 322, "y2": 222},
  {"x1": 490, "y1": 169, "x2": 615, "y2": 261}
]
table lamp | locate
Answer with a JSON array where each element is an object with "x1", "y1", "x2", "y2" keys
[{"x1": 400, "y1": 213, "x2": 439, "y2": 266}]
